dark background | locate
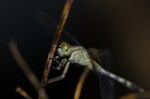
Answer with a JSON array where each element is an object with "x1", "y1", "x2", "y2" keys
[{"x1": 0, "y1": 0, "x2": 150, "y2": 99}]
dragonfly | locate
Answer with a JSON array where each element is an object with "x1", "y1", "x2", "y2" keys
[
  {"x1": 37, "y1": 12, "x2": 144, "y2": 98},
  {"x1": 47, "y1": 41, "x2": 144, "y2": 96}
]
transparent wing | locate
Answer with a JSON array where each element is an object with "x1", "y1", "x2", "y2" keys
[
  {"x1": 37, "y1": 11, "x2": 81, "y2": 45},
  {"x1": 95, "y1": 68, "x2": 115, "y2": 99},
  {"x1": 88, "y1": 49, "x2": 115, "y2": 99}
]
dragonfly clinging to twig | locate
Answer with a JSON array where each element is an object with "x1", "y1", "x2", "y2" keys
[{"x1": 48, "y1": 41, "x2": 145, "y2": 93}]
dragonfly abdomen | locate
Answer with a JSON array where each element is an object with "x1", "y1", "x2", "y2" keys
[{"x1": 96, "y1": 66, "x2": 144, "y2": 92}]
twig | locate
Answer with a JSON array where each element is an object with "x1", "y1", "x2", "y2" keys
[
  {"x1": 39, "y1": 0, "x2": 74, "y2": 98},
  {"x1": 41, "y1": 0, "x2": 74, "y2": 87},
  {"x1": 16, "y1": 86, "x2": 33, "y2": 99},
  {"x1": 9, "y1": 40, "x2": 49, "y2": 99},
  {"x1": 74, "y1": 67, "x2": 90, "y2": 99},
  {"x1": 119, "y1": 92, "x2": 150, "y2": 99}
]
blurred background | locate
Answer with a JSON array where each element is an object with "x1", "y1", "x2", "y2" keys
[{"x1": 0, "y1": 0, "x2": 150, "y2": 98}]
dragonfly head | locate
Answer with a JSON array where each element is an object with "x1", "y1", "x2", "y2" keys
[{"x1": 57, "y1": 41, "x2": 72, "y2": 57}]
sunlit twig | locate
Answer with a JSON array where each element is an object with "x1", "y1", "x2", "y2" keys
[
  {"x1": 119, "y1": 92, "x2": 150, "y2": 99},
  {"x1": 16, "y1": 86, "x2": 33, "y2": 99},
  {"x1": 74, "y1": 68, "x2": 90, "y2": 99}
]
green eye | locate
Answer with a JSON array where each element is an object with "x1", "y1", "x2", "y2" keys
[
  {"x1": 65, "y1": 49, "x2": 68, "y2": 51},
  {"x1": 64, "y1": 46, "x2": 68, "y2": 51}
]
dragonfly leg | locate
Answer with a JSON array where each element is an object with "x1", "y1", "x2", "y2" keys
[
  {"x1": 48, "y1": 61, "x2": 70, "y2": 83},
  {"x1": 56, "y1": 59, "x2": 68, "y2": 70},
  {"x1": 49, "y1": 57, "x2": 67, "y2": 70},
  {"x1": 49, "y1": 57, "x2": 61, "y2": 65}
]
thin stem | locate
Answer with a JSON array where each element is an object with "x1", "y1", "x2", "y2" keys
[
  {"x1": 40, "y1": 0, "x2": 74, "y2": 89},
  {"x1": 74, "y1": 67, "x2": 90, "y2": 99},
  {"x1": 39, "y1": 0, "x2": 74, "y2": 99},
  {"x1": 16, "y1": 86, "x2": 33, "y2": 99}
]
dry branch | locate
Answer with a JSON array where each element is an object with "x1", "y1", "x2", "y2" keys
[
  {"x1": 41, "y1": 0, "x2": 74, "y2": 87},
  {"x1": 39, "y1": 0, "x2": 74, "y2": 99},
  {"x1": 40, "y1": 0, "x2": 73, "y2": 89},
  {"x1": 9, "y1": 40, "x2": 48, "y2": 99}
]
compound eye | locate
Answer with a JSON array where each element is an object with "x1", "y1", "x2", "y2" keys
[
  {"x1": 64, "y1": 46, "x2": 68, "y2": 51},
  {"x1": 57, "y1": 48, "x2": 62, "y2": 53}
]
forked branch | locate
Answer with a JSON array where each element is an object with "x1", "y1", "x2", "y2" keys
[{"x1": 9, "y1": 40, "x2": 48, "y2": 99}]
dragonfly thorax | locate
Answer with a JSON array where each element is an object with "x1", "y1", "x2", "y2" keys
[{"x1": 57, "y1": 42, "x2": 93, "y2": 69}]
